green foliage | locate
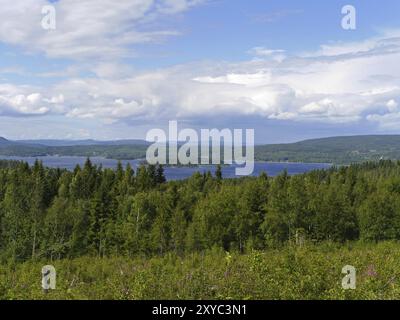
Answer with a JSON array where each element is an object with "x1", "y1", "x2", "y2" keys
[
  {"x1": 2, "y1": 243, "x2": 400, "y2": 299},
  {"x1": 255, "y1": 135, "x2": 400, "y2": 164},
  {"x1": 1, "y1": 159, "x2": 400, "y2": 262},
  {"x1": 1, "y1": 159, "x2": 400, "y2": 298}
]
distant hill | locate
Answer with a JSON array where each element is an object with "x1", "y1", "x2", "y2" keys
[
  {"x1": 0, "y1": 137, "x2": 148, "y2": 159},
  {"x1": 0, "y1": 137, "x2": 48, "y2": 156},
  {"x1": 1, "y1": 135, "x2": 400, "y2": 164},
  {"x1": 0, "y1": 137, "x2": 22, "y2": 146},
  {"x1": 16, "y1": 139, "x2": 149, "y2": 147},
  {"x1": 255, "y1": 135, "x2": 400, "y2": 164}
]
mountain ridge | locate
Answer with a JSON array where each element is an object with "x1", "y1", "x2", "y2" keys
[{"x1": 0, "y1": 134, "x2": 400, "y2": 164}]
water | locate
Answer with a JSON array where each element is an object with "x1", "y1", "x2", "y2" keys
[{"x1": 0, "y1": 155, "x2": 332, "y2": 180}]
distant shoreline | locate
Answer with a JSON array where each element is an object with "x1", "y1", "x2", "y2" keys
[
  {"x1": 0, "y1": 155, "x2": 332, "y2": 180},
  {"x1": 0, "y1": 154, "x2": 333, "y2": 166}
]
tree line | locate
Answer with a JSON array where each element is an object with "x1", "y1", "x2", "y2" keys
[{"x1": 0, "y1": 159, "x2": 400, "y2": 262}]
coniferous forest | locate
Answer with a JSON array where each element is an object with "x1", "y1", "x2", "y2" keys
[{"x1": 1, "y1": 159, "x2": 400, "y2": 299}]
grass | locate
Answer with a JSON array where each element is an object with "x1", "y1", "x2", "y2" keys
[{"x1": 1, "y1": 242, "x2": 400, "y2": 300}]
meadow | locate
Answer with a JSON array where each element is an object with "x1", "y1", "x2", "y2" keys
[{"x1": 1, "y1": 242, "x2": 399, "y2": 300}]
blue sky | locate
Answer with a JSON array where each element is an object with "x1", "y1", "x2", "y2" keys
[{"x1": 0, "y1": 0, "x2": 400, "y2": 143}]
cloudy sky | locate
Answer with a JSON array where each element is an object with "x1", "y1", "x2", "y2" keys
[{"x1": 0, "y1": 0, "x2": 400, "y2": 143}]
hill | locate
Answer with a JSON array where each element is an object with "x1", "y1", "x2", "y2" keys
[
  {"x1": 0, "y1": 135, "x2": 400, "y2": 164},
  {"x1": 0, "y1": 137, "x2": 148, "y2": 159},
  {"x1": 255, "y1": 135, "x2": 400, "y2": 164},
  {"x1": 16, "y1": 139, "x2": 149, "y2": 147}
]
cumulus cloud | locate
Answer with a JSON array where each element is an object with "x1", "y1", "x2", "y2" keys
[
  {"x1": 387, "y1": 99, "x2": 398, "y2": 112},
  {"x1": 0, "y1": 3, "x2": 400, "y2": 131},
  {"x1": 0, "y1": 84, "x2": 64, "y2": 116},
  {"x1": 44, "y1": 30, "x2": 396, "y2": 126}
]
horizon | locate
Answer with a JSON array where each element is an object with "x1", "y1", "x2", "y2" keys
[{"x1": 2, "y1": 133, "x2": 400, "y2": 146}]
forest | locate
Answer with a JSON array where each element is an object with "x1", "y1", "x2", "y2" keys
[
  {"x1": 0, "y1": 158, "x2": 400, "y2": 261},
  {"x1": 1, "y1": 159, "x2": 400, "y2": 299}
]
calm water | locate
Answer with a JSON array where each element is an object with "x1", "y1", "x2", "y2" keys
[{"x1": 0, "y1": 155, "x2": 331, "y2": 180}]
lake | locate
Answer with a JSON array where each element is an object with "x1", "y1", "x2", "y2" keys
[{"x1": 0, "y1": 155, "x2": 332, "y2": 180}]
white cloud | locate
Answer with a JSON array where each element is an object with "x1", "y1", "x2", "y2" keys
[
  {"x1": 248, "y1": 47, "x2": 287, "y2": 62},
  {"x1": 300, "y1": 99, "x2": 335, "y2": 115},
  {"x1": 156, "y1": 0, "x2": 205, "y2": 14},
  {"x1": 193, "y1": 71, "x2": 272, "y2": 86},
  {"x1": 367, "y1": 113, "x2": 400, "y2": 130},
  {"x1": 0, "y1": 84, "x2": 64, "y2": 116},
  {"x1": 1, "y1": 5, "x2": 400, "y2": 131},
  {"x1": 387, "y1": 99, "x2": 398, "y2": 112},
  {"x1": 0, "y1": 0, "x2": 206, "y2": 60}
]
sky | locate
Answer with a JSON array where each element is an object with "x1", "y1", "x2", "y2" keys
[{"x1": 0, "y1": 0, "x2": 400, "y2": 143}]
